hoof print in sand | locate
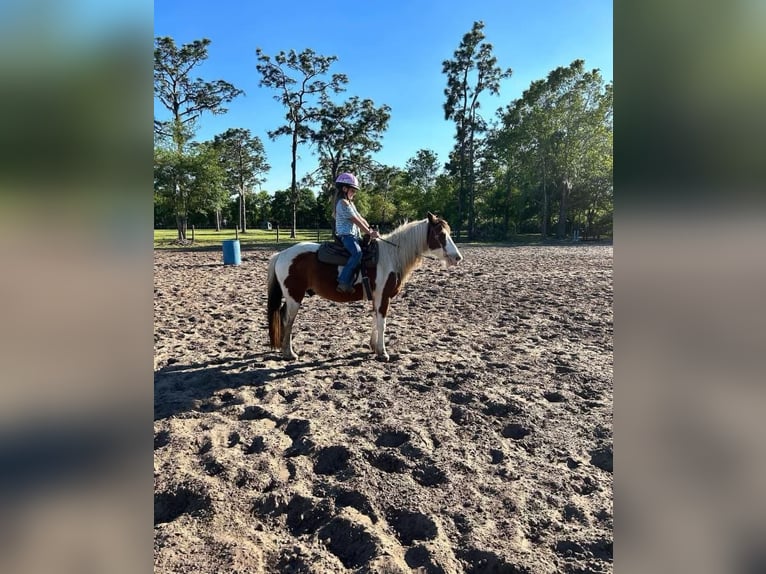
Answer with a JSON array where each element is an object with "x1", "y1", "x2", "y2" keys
[
  {"x1": 201, "y1": 456, "x2": 225, "y2": 477},
  {"x1": 283, "y1": 418, "x2": 316, "y2": 456},
  {"x1": 154, "y1": 483, "x2": 212, "y2": 525},
  {"x1": 313, "y1": 445, "x2": 352, "y2": 475},
  {"x1": 245, "y1": 436, "x2": 266, "y2": 454},
  {"x1": 450, "y1": 405, "x2": 478, "y2": 426},
  {"x1": 554, "y1": 538, "x2": 613, "y2": 562},
  {"x1": 367, "y1": 450, "x2": 409, "y2": 473},
  {"x1": 227, "y1": 431, "x2": 240, "y2": 447},
  {"x1": 589, "y1": 445, "x2": 613, "y2": 473},
  {"x1": 154, "y1": 430, "x2": 170, "y2": 450},
  {"x1": 285, "y1": 495, "x2": 333, "y2": 536},
  {"x1": 239, "y1": 405, "x2": 273, "y2": 421},
  {"x1": 387, "y1": 508, "x2": 438, "y2": 546},
  {"x1": 412, "y1": 463, "x2": 448, "y2": 487},
  {"x1": 405, "y1": 545, "x2": 447, "y2": 574},
  {"x1": 483, "y1": 401, "x2": 523, "y2": 418},
  {"x1": 374, "y1": 429, "x2": 411, "y2": 448},
  {"x1": 334, "y1": 488, "x2": 379, "y2": 524},
  {"x1": 459, "y1": 548, "x2": 530, "y2": 574},
  {"x1": 314, "y1": 484, "x2": 379, "y2": 524},
  {"x1": 318, "y1": 517, "x2": 380, "y2": 569},
  {"x1": 543, "y1": 390, "x2": 567, "y2": 403},
  {"x1": 501, "y1": 423, "x2": 531, "y2": 440}
]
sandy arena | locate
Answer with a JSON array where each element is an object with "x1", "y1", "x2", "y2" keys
[{"x1": 154, "y1": 243, "x2": 613, "y2": 573}]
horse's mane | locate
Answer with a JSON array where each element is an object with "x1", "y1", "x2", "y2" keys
[{"x1": 378, "y1": 219, "x2": 429, "y2": 286}]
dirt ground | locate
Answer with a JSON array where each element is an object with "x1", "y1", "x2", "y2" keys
[{"x1": 154, "y1": 243, "x2": 613, "y2": 574}]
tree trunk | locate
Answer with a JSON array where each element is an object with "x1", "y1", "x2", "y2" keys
[
  {"x1": 503, "y1": 188, "x2": 511, "y2": 239},
  {"x1": 173, "y1": 175, "x2": 187, "y2": 242},
  {"x1": 557, "y1": 179, "x2": 571, "y2": 239},
  {"x1": 456, "y1": 139, "x2": 466, "y2": 241},
  {"x1": 290, "y1": 128, "x2": 298, "y2": 238},
  {"x1": 240, "y1": 188, "x2": 248, "y2": 233},
  {"x1": 215, "y1": 209, "x2": 221, "y2": 232},
  {"x1": 176, "y1": 215, "x2": 187, "y2": 242},
  {"x1": 540, "y1": 159, "x2": 549, "y2": 240},
  {"x1": 467, "y1": 134, "x2": 475, "y2": 241}
]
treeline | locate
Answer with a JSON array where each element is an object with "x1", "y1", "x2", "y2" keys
[{"x1": 154, "y1": 22, "x2": 612, "y2": 243}]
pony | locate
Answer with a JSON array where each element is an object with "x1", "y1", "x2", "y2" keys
[{"x1": 267, "y1": 212, "x2": 463, "y2": 361}]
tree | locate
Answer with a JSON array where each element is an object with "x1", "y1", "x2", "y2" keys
[
  {"x1": 251, "y1": 189, "x2": 272, "y2": 228},
  {"x1": 256, "y1": 48, "x2": 347, "y2": 238},
  {"x1": 154, "y1": 37, "x2": 242, "y2": 241},
  {"x1": 443, "y1": 21, "x2": 512, "y2": 240},
  {"x1": 154, "y1": 142, "x2": 227, "y2": 234},
  {"x1": 212, "y1": 128, "x2": 270, "y2": 233},
  {"x1": 496, "y1": 60, "x2": 612, "y2": 239},
  {"x1": 406, "y1": 149, "x2": 440, "y2": 195},
  {"x1": 362, "y1": 164, "x2": 405, "y2": 227},
  {"x1": 311, "y1": 95, "x2": 391, "y2": 196},
  {"x1": 404, "y1": 149, "x2": 443, "y2": 217},
  {"x1": 270, "y1": 186, "x2": 318, "y2": 229}
]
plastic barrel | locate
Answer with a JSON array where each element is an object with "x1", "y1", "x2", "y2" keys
[{"x1": 222, "y1": 239, "x2": 241, "y2": 265}]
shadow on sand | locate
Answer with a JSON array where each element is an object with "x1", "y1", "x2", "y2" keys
[{"x1": 154, "y1": 351, "x2": 375, "y2": 421}]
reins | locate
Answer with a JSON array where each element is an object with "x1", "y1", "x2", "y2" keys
[
  {"x1": 371, "y1": 225, "x2": 398, "y2": 248},
  {"x1": 377, "y1": 237, "x2": 398, "y2": 248}
]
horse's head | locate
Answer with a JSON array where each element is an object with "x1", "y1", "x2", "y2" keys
[{"x1": 426, "y1": 212, "x2": 463, "y2": 267}]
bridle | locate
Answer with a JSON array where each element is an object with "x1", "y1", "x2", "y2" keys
[
  {"x1": 424, "y1": 220, "x2": 453, "y2": 261},
  {"x1": 370, "y1": 219, "x2": 453, "y2": 259}
]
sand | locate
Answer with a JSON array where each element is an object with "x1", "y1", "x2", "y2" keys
[{"x1": 154, "y1": 243, "x2": 613, "y2": 573}]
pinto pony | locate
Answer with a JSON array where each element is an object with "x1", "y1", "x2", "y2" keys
[{"x1": 267, "y1": 212, "x2": 463, "y2": 361}]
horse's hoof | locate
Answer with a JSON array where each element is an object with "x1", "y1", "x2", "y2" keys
[
  {"x1": 375, "y1": 352, "x2": 390, "y2": 362},
  {"x1": 283, "y1": 351, "x2": 298, "y2": 360}
]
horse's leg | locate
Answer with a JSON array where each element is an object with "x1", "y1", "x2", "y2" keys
[
  {"x1": 369, "y1": 316, "x2": 378, "y2": 352},
  {"x1": 370, "y1": 287, "x2": 390, "y2": 361},
  {"x1": 281, "y1": 299, "x2": 301, "y2": 360},
  {"x1": 369, "y1": 290, "x2": 379, "y2": 351},
  {"x1": 373, "y1": 308, "x2": 388, "y2": 361}
]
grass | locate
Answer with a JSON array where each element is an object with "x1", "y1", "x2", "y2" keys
[
  {"x1": 153, "y1": 228, "x2": 611, "y2": 250},
  {"x1": 153, "y1": 227, "x2": 336, "y2": 249}
]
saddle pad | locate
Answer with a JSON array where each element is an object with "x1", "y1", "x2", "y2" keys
[{"x1": 317, "y1": 238, "x2": 378, "y2": 267}]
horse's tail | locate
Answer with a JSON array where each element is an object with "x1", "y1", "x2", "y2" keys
[{"x1": 267, "y1": 253, "x2": 283, "y2": 349}]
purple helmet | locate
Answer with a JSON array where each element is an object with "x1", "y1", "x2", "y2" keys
[{"x1": 335, "y1": 172, "x2": 360, "y2": 190}]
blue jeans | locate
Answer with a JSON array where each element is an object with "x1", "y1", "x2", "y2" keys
[{"x1": 338, "y1": 234, "x2": 362, "y2": 286}]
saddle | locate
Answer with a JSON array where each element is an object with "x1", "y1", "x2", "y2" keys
[{"x1": 317, "y1": 234, "x2": 379, "y2": 268}]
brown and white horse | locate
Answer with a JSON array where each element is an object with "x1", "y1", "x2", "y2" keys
[{"x1": 267, "y1": 212, "x2": 463, "y2": 361}]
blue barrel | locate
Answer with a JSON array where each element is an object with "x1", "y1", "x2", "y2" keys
[{"x1": 222, "y1": 239, "x2": 241, "y2": 265}]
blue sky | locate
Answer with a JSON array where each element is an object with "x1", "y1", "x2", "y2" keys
[{"x1": 154, "y1": 0, "x2": 612, "y2": 193}]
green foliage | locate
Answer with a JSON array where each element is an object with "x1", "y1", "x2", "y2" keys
[
  {"x1": 154, "y1": 143, "x2": 227, "y2": 230},
  {"x1": 442, "y1": 21, "x2": 512, "y2": 239},
  {"x1": 312, "y1": 95, "x2": 392, "y2": 199},
  {"x1": 270, "y1": 187, "x2": 322, "y2": 228},
  {"x1": 154, "y1": 36, "x2": 243, "y2": 240},
  {"x1": 256, "y1": 48, "x2": 348, "y2": 236},
  {"x1": 152, "y1": 33, "x2": 612, "y2": 244},
  {"x1": 154, "y1": 37, "x2": 243, "y2": 150},
  {"x1": 490, "y1": 60, "x2": 613, "y2": 239},
  {"x1": 211, "y1": 128, "x2": 270, "y2": 232}
]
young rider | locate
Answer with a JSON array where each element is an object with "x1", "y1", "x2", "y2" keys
[{"x1": 333, "y1": 172, "x2": 379, "y2": 293}]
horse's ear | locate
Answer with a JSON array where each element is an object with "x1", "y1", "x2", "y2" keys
[{"x1": 427, "y1": 211, "x2": 437, "y2": 224}]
